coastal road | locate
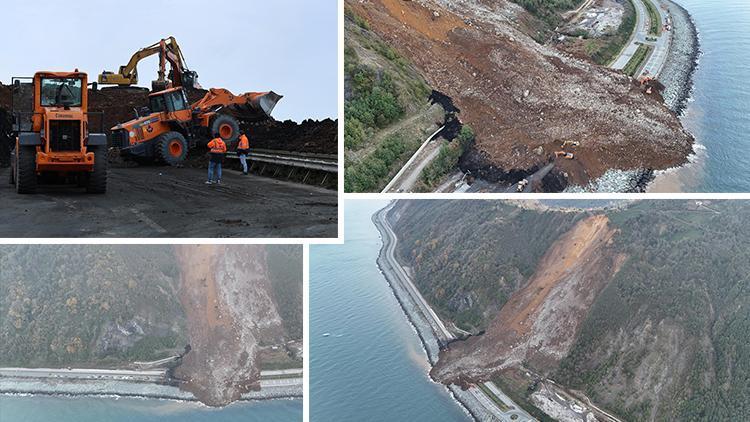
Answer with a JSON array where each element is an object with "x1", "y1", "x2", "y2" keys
[
  {"x1": 611, "y1": 0, "x2": 649, "y2": 69},
  {"x1": 0, "y1": 367, "x2": 302, "y2": 384},
  {"x1": 610, "y1": 0, "x2": 672, "y2": 78},
  {"x1": 0, "y1": 165, "x2": 337, "y2": 238},
  {"x1": 259, "y1": 377, "x2": 303, "y2": 388},
  {"x1": 378, "y1": 202, "x2": 455, "y2": 342},
  {"x1": 638, "y1": 1, "x2": 672, "y2": 77},
  {"x1": 0, "y1": 367, "x2": 166, "y2": 382},
  {"x1": 376, "y1": 203, "x2": 536, "y2": 421}
]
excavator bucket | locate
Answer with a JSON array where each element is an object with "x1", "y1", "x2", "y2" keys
[{"x1": 226, "y1": 91, "x2": 283, "y2": 122}]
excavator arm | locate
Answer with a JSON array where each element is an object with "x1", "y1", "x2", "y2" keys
[{"x1": 98, "y1": 36, "x2": 199, "y2": 90}]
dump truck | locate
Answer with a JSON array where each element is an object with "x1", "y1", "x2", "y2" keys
[
  {"x1": 9, "y1": 71, "x2": 107, "y2": 193},
  {"x1": 98, "y1": 36, "x2": 200, "y2": 91},
  {"x1": 111, "y1": 87, "x2": 282, "y2": 166}
]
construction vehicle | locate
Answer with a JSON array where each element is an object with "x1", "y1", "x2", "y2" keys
[
  {"x1": 98, "y1": 37, "x2": 200, "y2": 91},
  {"x1": 9, "y1": 71, "x2": 108, "y2": 193},
  {"x1": 638, "y1": 75, "x2": 662, "y2": 95},
  {"x1": 111, "y1": 87, "x2": 282, "y2": 165},
  {"x1": 516, "y1": 178, "x2": 529, "y2": 192},
  {"x1": 561, "y1": 140, "x2": 580, "y2": 148}
]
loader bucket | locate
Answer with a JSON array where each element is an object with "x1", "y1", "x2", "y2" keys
[{"x1": 227, "y1": 91, "x2": 283, "y2": 122}]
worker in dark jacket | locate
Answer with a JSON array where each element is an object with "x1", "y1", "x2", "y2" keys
[
  {"x1": 206, "y1": 137, "x2": 227, "y2": 185},
  {"x1": 237, "y1": 131, "x2": 250, "y2": 175}
]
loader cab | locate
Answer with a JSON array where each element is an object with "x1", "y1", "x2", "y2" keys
[
  {"x1": 39, "y1": 77, "x2": 83, "y2": 109},
  {"x1": 149, "y1": 88, "x2": 190, "y2": 114}
]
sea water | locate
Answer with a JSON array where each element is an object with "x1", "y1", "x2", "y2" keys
[{"x1": 310, "y1": 200, "x2": 470, "y2": 421}]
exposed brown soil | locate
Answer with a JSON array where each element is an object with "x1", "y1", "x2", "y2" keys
[
  {"x1": 173, "y1": 245, "x2": 284, "y2": 407},
  {"x1": 348, "y1": 0, "x2": 693, "y2": 186},
  {"x1": 432, "y1": 215, "x2": 625, "y2": 383}
]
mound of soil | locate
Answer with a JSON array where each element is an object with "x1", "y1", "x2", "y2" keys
[
  {"x1": 243, "y1": 118, "x2": 338, "y2": 154},
  {"x1": 0, "y1": 83, "x2": 337, "y2": 158},
  {"x1": 348, "y1": 0, "x2": 693, "y2": 187}
]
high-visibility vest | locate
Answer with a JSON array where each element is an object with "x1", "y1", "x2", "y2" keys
[
  {"x1": 238, "y1": 134, "x2": 249, "y2": 150},
  {"x1": 208, "y1": 138, "x2": 226, "y2": 154}
]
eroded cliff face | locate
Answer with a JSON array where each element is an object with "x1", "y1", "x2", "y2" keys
[
  {"x1": 431, "y1": 215, "x2": 624, "y2": 382},
  {"x1": 347, "y1": 0, "x2": 693, "y2": 186},
  {"x1": 173, "y1": 245, "x2": 284, "y2": 407}
]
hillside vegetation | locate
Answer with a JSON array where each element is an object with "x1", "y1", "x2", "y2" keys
[
  {"x1": 344, "y1": 8, "x2": 444, "y2": 192},
  {"x1": 391, "y1": 200, "x2": 582, "y2": 331},
  {"x1": 0, "y1": 245, "x2": 185, "y2": 367},
  {"x1": 0, "y1": 245, "x2": 303, "y2": 369},
  {"x1": 389, "y1": 200, "x2": 750, "y2": 420}
]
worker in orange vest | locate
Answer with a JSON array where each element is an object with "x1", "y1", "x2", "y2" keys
[
  {"x1": 206, "y1": 137, "x2": 227, "y2": 185},
  {"x1": 237, "y1": 131, "x2": 250, "y2": 175}
]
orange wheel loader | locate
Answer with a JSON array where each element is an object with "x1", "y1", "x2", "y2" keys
[
  {"x1": 111, "y1": 87, "x2": 282, "y2": 166},
  {"x1": 9, "y1": 71, "x2": 107, "y2": 194}
]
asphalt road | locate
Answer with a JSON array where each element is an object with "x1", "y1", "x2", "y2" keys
[
  {"x1": 611, "y1": 0, "x2": 649, "y2": 69},
  {"x1": 0, "y1": 367, "x2": 166, "y2": 382},
  {"x1": 382, "y1": 125, "x2": 445, "y2": 193},
  {"x1": 0, "y1": 366, "x2": 303, "y2": 397},
  {"x1": 611, "y1": 0, "x2": 672, "y2": 78},
  {"x1": 0, "y1": 165, "x2": 337, "y2": 238},
  {"x1": 378, "y1": 203, "x2": 454, "y2": 341},
  {"x1": 638, "y1": 0, "x2": 671, "y2": 78},
  {"x1": 377, "y1": 204, "x2": 534, "y2": 421}
]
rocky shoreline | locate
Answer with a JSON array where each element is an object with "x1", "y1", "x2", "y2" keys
[
  {"x1": 567, "y1": 0, "x2": 700, "y2": 193},
  {"x1": 373, "y1": 204, "x2": 507, "y2": 422},
  {"x1": 660, "y1": 0, "x2": 701, "y2": 116}
]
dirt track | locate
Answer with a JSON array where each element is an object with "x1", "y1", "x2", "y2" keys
[{"x1": 0, "y1": 166, "x2": 337, "y2": 238}]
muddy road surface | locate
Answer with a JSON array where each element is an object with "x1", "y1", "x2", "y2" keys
[{"x1": 0, "y1": 166, "x2": 337, "y2": 238}]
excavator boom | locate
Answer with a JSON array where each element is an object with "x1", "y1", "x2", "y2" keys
[{"x1": 98, "y1": 36, "x2": 200, "y2": 90}]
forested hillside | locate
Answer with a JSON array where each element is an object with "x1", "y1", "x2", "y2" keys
[
  {"x1": 0, "y1": 245, "x2": 303, "y2": 369},
  {"x1": 388, "y1": 200, "x2": 750, "y2": 421},
  {"x1": 390, "y1": 200, "x2": 583, "y2": 331},
  {"x1": 0, "y1": 245, "x2": 185, "y2": 367}
]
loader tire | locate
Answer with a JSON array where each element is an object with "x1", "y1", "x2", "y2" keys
[
  {"x1": 86, "y1": 146, "x2": 108, "y2": 194},
  {"x1": 15, "y1": 146, "x2": 37, "y2": 194},
  {"x1": 156, "y1": 131, "x2": 188, "y2": 166},
  {"x1": 210, "y1": 114, "x2": 240, "y2": 144}
]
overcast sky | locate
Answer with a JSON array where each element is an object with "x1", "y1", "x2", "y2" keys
[{"x1": 0, "y1": 0, "x2": 338, "y2": 122}]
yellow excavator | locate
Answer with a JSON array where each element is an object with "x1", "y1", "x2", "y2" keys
[{"x1": 98, "y1": 36, "x2": 201, "y2": 91}]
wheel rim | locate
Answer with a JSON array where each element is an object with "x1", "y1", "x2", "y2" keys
[
  {"x1": 219, "y1": 123, "x2": 233, "y2": 139},
  {"x1": 168, "y1": 139, "x2": 183, "y2": 157}
]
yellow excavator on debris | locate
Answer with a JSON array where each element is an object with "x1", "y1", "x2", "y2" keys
[{"x1": 97, "y1": 36, "x2": 201, "y2": 91}]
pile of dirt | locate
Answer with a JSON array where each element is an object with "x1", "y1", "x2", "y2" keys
[
  {"x1": 173, "y1": 245, "x2": 285, "y2": 407},
  {"x1": 0, "y1": 83, "x2": 337, "y2": 156},
  {"x1": 241, "y1": 118, "x2": 338, "y2": 154},
  {"x1": 348, "y1": 0, "x2": 693, "y2": 187},
  {"x1": 89, "y1": 87, "x2": 337, "y2": 154},
  {"x1": 0, "y1": 84, "x2": 10, "y2": 166}
]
